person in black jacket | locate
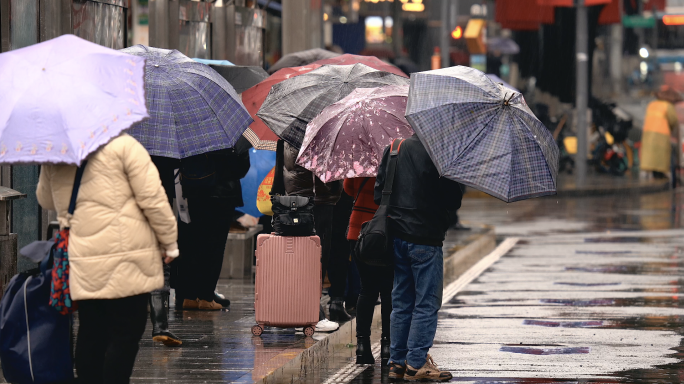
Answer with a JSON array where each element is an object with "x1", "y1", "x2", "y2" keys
[
  {"x1": 176, "y1": 137, "x2": 251, "y2": 310},
  {"x1": 375, "y1": 134, "x2": 464, "y2": 382},
  {"x1": 149, "y1": 156, "x2": 183, "y2": 346}
]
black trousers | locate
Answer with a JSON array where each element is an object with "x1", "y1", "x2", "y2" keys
[
  {"x1": 175, "y1": 197, "x2": 233, "y2": 301},
  {"x1": 351, "y1": 241, "x2": 394, "y2": 338},
  {"x1": 328, "y1": 193, "x2": 354, "y2": 298},
  {"x1": 314, "y1": 204, "x2": 334, "y2": 284},
  {"x1": 76, "y1": 294, "x2": 149, "y2": 384}
]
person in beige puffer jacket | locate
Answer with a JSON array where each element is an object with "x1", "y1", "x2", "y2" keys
[{"x1": 37, "y1": 133, "x2": 178, "y2": 384}]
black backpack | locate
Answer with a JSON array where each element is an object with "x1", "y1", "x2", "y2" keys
[{"x1": 270, "y1": 140, "x2": 316, "y2": 236}]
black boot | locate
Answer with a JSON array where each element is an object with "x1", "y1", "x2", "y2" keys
[
  {"x1": 356, "y1": 336, "x2": 375, "y2": 364},
  {"x1": 329, "y1": 297, "x2": 352, "y2": 322},
  {"x1": 150, "y1": 292, "x2": 182, "y2": 347},
  {"x1": 214, "y1": 291, "x2": 231, "y2": 308},
  {"x1": 381, "y1": 336, "x2": 390, "y2": 362}
]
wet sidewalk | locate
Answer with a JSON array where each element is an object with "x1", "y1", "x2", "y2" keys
[
  {"x1": 121, "y1": 226, "x2": 495, "y2": 384},
  {"x1": 309, "y1": 228, "x2": 684, "y2": 383}
]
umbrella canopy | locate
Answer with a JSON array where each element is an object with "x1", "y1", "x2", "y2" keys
[
  {"x1": 192, "y1": 58, "x2": 234, "y2": 66},
  {"x1": 487, "y1": 37, "x2": 520, "y2": 55},
  {"x1": 121, "y1": 45, "x2": 252, "y2": 159},
  {"x1": 242, "y1": 64, "x2": 322, "y2": 151},
  {"x1": 257, "y1": 63, "x2": 410, "y2": 149},
  {"x1": 237, "y1": 148, "x2": 277, "y2": 218},
  {"x1": 267, "y1": 48, "x2": 339, "y2": 74},
  {"x1": 297, "y1": 85, "x2": 414, "y2": 182},
  {"x1": 194, "y1": 60, "x2": 269, "y2": 94},
  {"x1": 0, "y1": 35, "x2": 148, "y2": 165},
  {"x1": 405, "y1": 66, "x2": 559, "y2": 203},
  {"x1": 313, "y1": 54, "x2": 408, "y2": 78},
  {"x1": 486, "y1": 74, "x2": 518, "y2": 92}
]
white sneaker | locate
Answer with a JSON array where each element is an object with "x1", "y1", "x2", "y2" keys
[
  {"x1": 294, "y1": 319, "x2": 340, "y2": 332},
  {"x1": 316, "y1": 319, "x2": 339, "y2": 332}
]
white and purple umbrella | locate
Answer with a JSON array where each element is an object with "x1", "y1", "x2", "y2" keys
[
  {"x1": 0, "y1": 35, "x2": 148, "y2": 165},
  {"x1": 297, "y1": 85, "x2": 414, "y2": 182}
]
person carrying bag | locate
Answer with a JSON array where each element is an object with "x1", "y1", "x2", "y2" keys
[
  {"x1": 270, "y1": 139, "x2": 316, "y2": 236},
  {"x1": 0, "y1": 162, "x2": 87, "y2": 384},
  {"x1": 354, "y1": 139, "x2": 404, "y2": 267}
]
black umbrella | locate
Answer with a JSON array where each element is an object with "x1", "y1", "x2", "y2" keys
[
  {"x1": 257, "y1": 63, "x2": 409, "y2": 149},
  {"x1": 267, "y1": 48, "x2": 340, "y2": 74},
  {"x1": 208, "y1": 64, "x2": 269, "y2": 94}
]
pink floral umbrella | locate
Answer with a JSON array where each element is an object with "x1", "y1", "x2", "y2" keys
[{"x1": 297, "y1": 85, "x2": 414, "y2": 182}]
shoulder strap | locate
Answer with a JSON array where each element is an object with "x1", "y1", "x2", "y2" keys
[
  {"x1": 68, "y1": 161, "x2": 88, "y2": 216},
  {"x1": 352, "y1": 178, "x2": 369, "y2": 206},
  {"x1": 271, "y1": 139, "x2": 285, "y2": 196},
  {"x1": 380, "y1": 139, "x2": 404, "y2": 206}
]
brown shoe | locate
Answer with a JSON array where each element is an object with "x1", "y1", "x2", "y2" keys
[
  {"x1": 405, "y1": 355, "x2": 452, "y2": 382},
  {"x1": 388, "y1": 362, "x2": 406, "y2": 380},
  {"x1": 182, "y1": 298, "x2": 199, "y2": 310},
  {"x1": 198, "y1": 300, "x2": 223, "y2": 310}
]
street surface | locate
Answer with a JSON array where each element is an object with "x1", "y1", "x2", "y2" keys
[{"x1": 314, "y1": 190, "x2": 684, "y2": 383}]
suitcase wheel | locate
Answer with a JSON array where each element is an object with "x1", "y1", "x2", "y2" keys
[
  {"x1": 251, "y1": 325, "x2": 264, "y2": 336},
  {"x1": 304, "y1": 326, "x2": 315, "y2": 337}
]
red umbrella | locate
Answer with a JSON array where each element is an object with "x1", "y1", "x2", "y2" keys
[
  {"x1": 241, "y1": 64, "x2": 321, "y2": 150},
  {"x1": 313, "y1": 54, "x2": 408, "y2": 78}
]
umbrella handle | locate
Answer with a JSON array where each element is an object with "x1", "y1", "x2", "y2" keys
[{"x1": 503, "y1": 93, "x2": 515, "y2": 106}]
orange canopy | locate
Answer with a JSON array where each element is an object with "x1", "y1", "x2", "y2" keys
[
  {"x1": 495, "y1": 0, "x2": 554, "y2": 31},
  {"x1": 537, "y1": 0, "x2": 610, "y2": 6}
]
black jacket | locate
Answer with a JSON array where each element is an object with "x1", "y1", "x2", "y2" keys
[
  {"x1": 374, "y1": 134, "x2": 464, "y2": 246},
  {"x1": 283, "y1": 141, "x2": 342, "y2": 205},
  {"x1": 181, "y1": 136, "x2": 251, "y2": 206}
]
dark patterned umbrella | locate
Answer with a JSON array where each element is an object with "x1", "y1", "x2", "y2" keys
[
  {"x1": 257, "y1": 63, "x2": 409, "y2": 149},
  {"x1": 405, "y1": 66, "x2": 559, "y2": 203},
  {"x1": 207, "y1": 64, "x2": 269, "y2": 94},
  {"x1": 267, "y1": 48, "x2": 340, "y2": 74},
  {"x1": 297, "y1": 85, "x2": 414, "y2": 182},
  {"x1": 121, "y1": 45, "x2": 252, "y2": 159}
]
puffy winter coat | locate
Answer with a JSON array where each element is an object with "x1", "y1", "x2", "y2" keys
[
  {"x1": 283, "y1": 141, "x2": 342, "y2": 205},
  {"x1": 36, "y1": 134, "x2": 178, "y2": 301}
]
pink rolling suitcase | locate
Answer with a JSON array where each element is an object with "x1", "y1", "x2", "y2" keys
[{"x1": 251, "y1": 234, "x2": 321, "y2": 336}]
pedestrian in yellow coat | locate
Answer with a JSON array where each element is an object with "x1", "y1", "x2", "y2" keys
[{"x1": 641, "y1": 86, "x2": 682, "y2": 178}]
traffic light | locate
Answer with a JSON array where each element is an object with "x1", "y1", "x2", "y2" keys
[{"x1": 451, "y1": 26, "x2": 463, "y2": 39}]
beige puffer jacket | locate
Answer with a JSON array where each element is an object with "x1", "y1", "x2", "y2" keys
[{"x1": 37, "y1": 134, "x2": 178, "y2": 301}]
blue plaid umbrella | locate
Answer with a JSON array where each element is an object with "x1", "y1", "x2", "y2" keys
[
  {"x1": 406, "y1": 66, "x2": 559, "y2": 202},
  {"x1": 121, "y1": 46, "x2": 252, "y2": 158}
]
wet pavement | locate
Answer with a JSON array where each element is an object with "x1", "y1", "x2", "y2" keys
[{"x1": 305, "y1": 189, "x2": 684, "y2": 383}]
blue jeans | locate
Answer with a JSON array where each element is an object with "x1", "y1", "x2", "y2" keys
[{"x1": 389, "y1": 238, "x2": 443, "y2": 368}]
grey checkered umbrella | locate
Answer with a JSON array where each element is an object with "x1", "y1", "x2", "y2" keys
[
  {"x1": 406, "y1": 66, "x2": 559, "y2": 203},
  {"x1": 267, "y1": 48, "x2": 339, "y2": 74},
  {"x1": 257, "y1": 64, "x2": 409, "y2": 149},
  {"x1": 121, "y1": 45, "x2": 252, "y2": 159}
]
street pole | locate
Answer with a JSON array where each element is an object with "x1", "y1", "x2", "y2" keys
[
  {"x1": 440, "y1": 0, "x2": 450, "y2": 68},
  {"x1": 392, "y1": 0, "x2": 402, "y2": 58},
  {"x1": 576, "y1": 0, "x2": 588, "y2": 186}
]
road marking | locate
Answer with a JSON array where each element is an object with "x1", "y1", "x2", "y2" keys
[
  {"x1": 442, "y1": 237, "x2": 519, "y2": 305},
  {"x1": 322, "y1": 238, "x2": 519, "y2": 384}
]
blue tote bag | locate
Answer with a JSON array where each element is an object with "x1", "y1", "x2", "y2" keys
[{"x1": 0, "y1": 252, "x2": 74, "y2": 383}]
